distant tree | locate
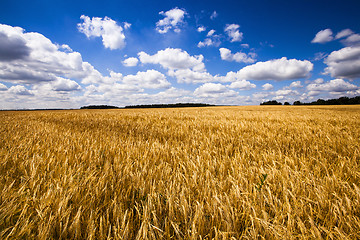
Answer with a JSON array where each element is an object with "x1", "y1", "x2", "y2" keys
[
  {"x1": 292, "y1": 96, "x2": 360, "y2": 105},
  {"x1": 284, "y1": 102, "x2": 290, "y2": 105},
  {"x1": 80, "y1": 105, "x2": 120, "y2": 109},
  {"x1": 125, "y1": 103, "x2": 215, "y2": 109},
  {"x1": 260, "y1": 100, "x2": 282, "y2": 105}
]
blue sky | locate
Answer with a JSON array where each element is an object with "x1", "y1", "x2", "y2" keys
[{"x1": 0, "y1": 0, "x2": 360, "y2": 109}]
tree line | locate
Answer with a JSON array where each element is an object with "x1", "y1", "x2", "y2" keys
[
  {"x1": 260, "y1": 96, "x2": 360, "y2": 106},
  {"x1": 80, "y1": 103, "x2": 215, "y2": 109}
]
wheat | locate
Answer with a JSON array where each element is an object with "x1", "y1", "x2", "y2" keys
[{"x1": 0, "y1": 106, "x2": 359, "y2": 239}]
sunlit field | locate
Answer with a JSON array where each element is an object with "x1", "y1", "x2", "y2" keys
[{"x1": 1, "y1": 106, "x2": 359, "y2": 239}]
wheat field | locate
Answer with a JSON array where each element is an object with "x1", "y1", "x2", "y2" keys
[{"x1": 0, "y1": 106, "x2": 359, "y2": 239}]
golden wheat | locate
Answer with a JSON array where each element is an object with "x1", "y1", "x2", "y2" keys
[{"x1": 0, "y1": 106, "x2": 359, "y2": 239}]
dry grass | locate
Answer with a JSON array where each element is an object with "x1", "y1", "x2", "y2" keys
[{"x1": 0, "y1": 105, "x2": 359, "y2": 239}]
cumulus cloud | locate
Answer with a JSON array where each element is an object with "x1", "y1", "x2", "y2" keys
[
  {"x1": 8, "y1": 85, "x2": 33, "y2": 95},
  {"x1": 289, "y1": 81, "x2": 303, "y2": 88},
  {"x1": 197, "y1": 26, "x2": 206, "y2": 32},
  {"x1": 0, "y1": 32, "x2": 30, "y2": 61},
  {"x1": 219, "y1": 48, "x2": 256, "y2": 63},
  {"x1": 335, "y1": 29, "x2": 354, "y2": 39},
  {"x1": 0, "y1": 83, "x2": 8, "y2": 91},
  {"x1": 229, "y1": 80, "x2": 256, "y2": 90},
  {"x1": 233, "y1": 57, "x2": 313, "y2": 81},
  {"x1": 167, "y1": 69, "x2": 217, "y2": 84},
  {"x1": 122, "y1": 70, "x2": 170, "y2": 89},
  {"x1": 224, "y1": 24, "x2": 243, "y2": 42},
  {"x1": 312, "y1": 29, "x2": 333, "y2": 43},
  {"x1": 122, "y1": 57, "x2": 138, "y2": 67},
  {"x1": 50, "y1": 77, "x2": 81, "y2": 91},
  {"x1": 138, "y1": 48, "x2": 205, "y2": 71},
  {"x1": 156, "y1": 8, "x2": 187, "y2": 34},
  {"x1": 307, "y1": 79, "x2": 358, "y2": 93},
  {"x1": 77, "y1": 15, "x2": 126, "y2": 50},
  {"x1": 197, "y1": 37, "x2": 221, "y2": 48},
  {"x1": 0, "y1": 23, "x2": 104, "y2": 86},
  {"x1": 194, "y1": 83, "x2": 238, "y2": 98},
  {"x1": 262, "y1": 83, "x2": 273, "y2": 91},
  {"x1": 324, "y1": 46, "x2": 360, "y2": 79},
  {"x1": 207, "y1": 29, "x2": 216, "y2": 37},
  {"x1": 343, "y1": 34, "x2": 360, "y2": 45}
]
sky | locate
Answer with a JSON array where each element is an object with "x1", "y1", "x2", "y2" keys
[{"x1": 0, "y1": 0, "x2": 360, "y2": 109}]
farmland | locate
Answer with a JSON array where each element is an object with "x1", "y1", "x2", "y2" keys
[{"x1": 1, "y1": 106, "x2": 359, "y2": 239}]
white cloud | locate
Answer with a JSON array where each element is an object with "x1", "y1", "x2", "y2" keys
[
  {"x1": 262, "y1": 83, "x2": 273, "y2": 91},
  {"x1": 138, "y1": 48, "x2": 205, "y2": 72},
  {"x1": 219, "y1": 48, "x2": 256, "y2": 63},
  {"x1": 224, "y1": 24, "x2": 243, "y2": 42},
  {"x1": 48, "y1": 77, "x2": 81, "y2": 91},
  {"x1": 0, "y1": 83, "x2": 7, "y2": 91},
  {"x1": 167, "y1": 69, "x2": 216, "y2": 84},
  {"x1": 197, "y1": 26, "x2": 206, "y2": 32},
  {"x1": 207, "y1": 29, "x2": 216, "y2": 37},
  {"x1": 194, "y1": 83, "x2": 238, "y2": 98},
  {"x1": 289, "y1": 81, "x2": 303, "y2": 88},
  {"x1": 210, "y1": 11, "x2": 218, "y2": 20},
  {"x1": 312, "y1": 29, "x2": 333, "y2": 43},
  {"x1": 122, "y1": 70, "x2": 170, "y2": 89},
  {"x1": 198, "y1": 37, "x2": 221, "y2": 48},
  {"x1": 156, "y1": 8, "x2": 187, "y2": 34},
  {"x1": 8, "y1": 85, "x2": 33, "y2": 95},
  {"x1": 77, "y1": 15, "x2": 126, "y2": 50},
  {"x1": 335, "y1": 29, "x2": 354, "y2": 39},
  {"x1": 343, "y1": 34, "x2": 360, "y2": 45},
  {"x1": 233, "y1": 57, "x2": 313, "y2": 81},
  {"x1": 229, "y1": 80, "x2": 256, "y2": 90},
  {"x1": 324, "y1": 46, "x2": 360, "y2": 79},
  {"x1": 195, "y1": 83, "x2": 226, "y2": 94},
  {"x1": 314, "y1": 78, "x2": 324, "y2": 84},
  {"x1": 307, "y1": 79, "x2": 358, "y2": 93},
  {"x1": 0, "y1": 23, "x2": 104, "y2": 86},
  {"x1": 122, "y1": 57, "x2": 138, "y2": 67}
]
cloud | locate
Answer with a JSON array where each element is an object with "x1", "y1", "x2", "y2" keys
[
  {"x1": 0, "y1": 83, "x2": 8, "y2": 91},
  {"x1": 8, "y1": 85, "x2": 33, "y2": 95},
  {"x1": 122, "y1": 57, "x2": 138, "y2": 67},
  {"x1": 229, "y1": 80, "x2": 256, "y2": 90},
  {"x1": 0, "y1": 24, "x2": 105, "y2": 86},
  {"x1": 122, "y1": 70, "x2": 170, "y2": 89},
  {"x1": 77, "y1": 15, "x2": 126, "y2": 50},
  {"x1": 207, "y1": 29, "x2": 216, "y2": 37},
  {"x1": 219, "y1": 48, "x2": 256, "y2": 63},
  {"x1": 324, "y1": 46, "x2": 360, "y2": 79},
  {"x1": 233, "y1": 57, "x2": 313, "y2": 81},
  {"x1": 138, "y1": 48, "x2": 205, "y2": 71},
  {"x1": 210, "y1": 11, "x2": 218, "y2": 20},
  {"x1": 198, "y1": 37, "x2": 221, "y2": 48},
  {"x1": 224, "y1": 24, "x2": 243, "y2": 42},
  {"x1": 343, "y1": 34, "x2": 360, "y2": 46},
  {"x1": 194, "y1": 83, "x2": 238, "y2": 98},
  {"x1": 197, "y1": 26, "x2": 206, "y2": 32},
  {"x1": 307, "y1": 79, "x2": 358, "y2": 93},
  {"x1": 262, "y1": 83, "x2": 273, "y2": 91},
  {"x1": 289, "y1": 81, "x2": 303, "y2": 88},
  {"x1": 312, "y1": 29, "x2": 333, "y2": 43},
  {"x1": 335, "y1": 29, "x2": 354, "y2": 39},
  {"x1": 167, "y1": 69, "x2": 216, "y2": 84},
  {"x1": 156, "y1": 7, "x2": 187, "y2": 34},
  {"x1": 0, "y1": 32, "x2": 30, "y2": 61},
  {"x1": 50, "y1": 77, "x2": 81, "y2": 91}
]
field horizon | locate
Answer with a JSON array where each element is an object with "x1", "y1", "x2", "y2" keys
[{"x1": 1, "y1": 105, "x2": 359, "y2": 239}]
